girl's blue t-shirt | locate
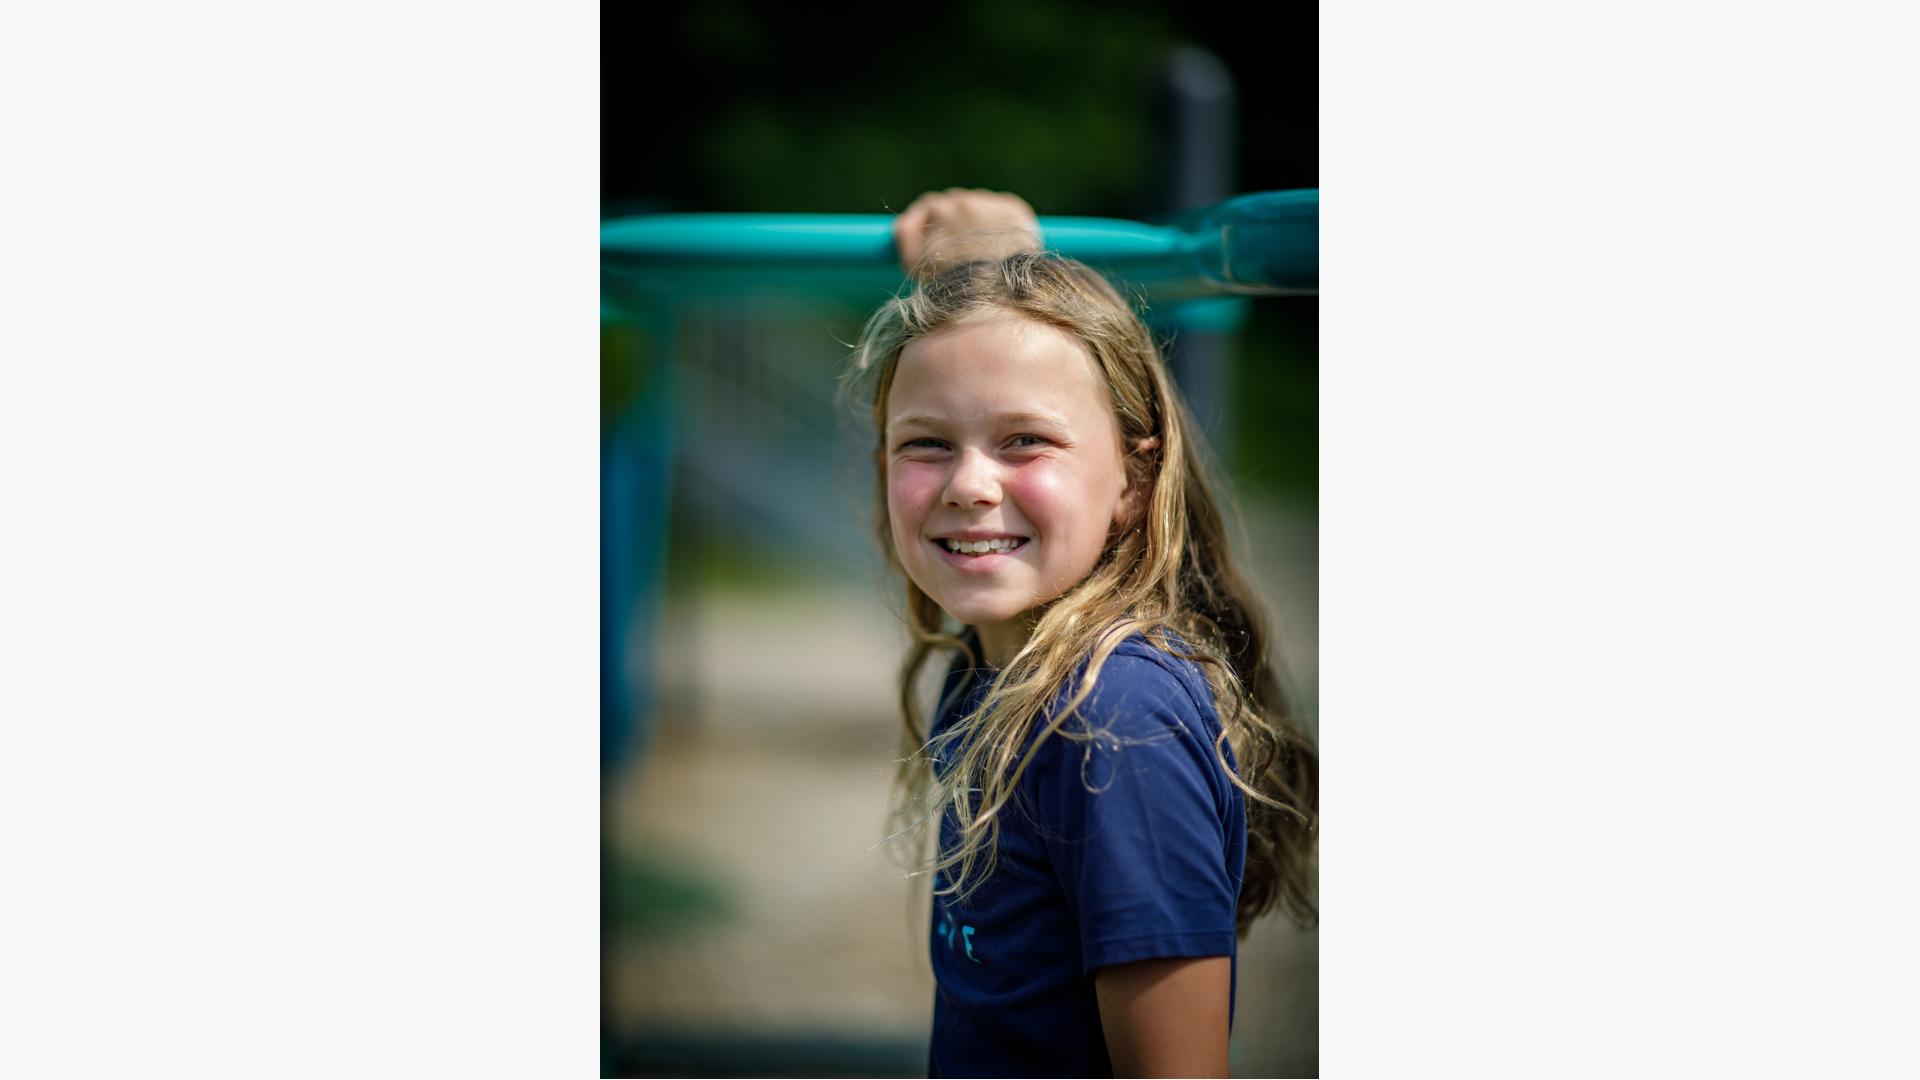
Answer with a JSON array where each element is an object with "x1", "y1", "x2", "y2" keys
[{"x1": 925, "y1": 633, "x2": 1247, "y2": 1078}]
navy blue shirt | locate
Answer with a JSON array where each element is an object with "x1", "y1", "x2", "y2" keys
[{"x1": 926, "y1": 634, "x2": 1247, "y2": 1078}]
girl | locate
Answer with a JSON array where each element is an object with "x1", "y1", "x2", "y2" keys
[{"x1": 849, "y1": 189, "x2": 1317, "y2": 1077}]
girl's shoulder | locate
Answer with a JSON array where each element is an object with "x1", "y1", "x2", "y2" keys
[
  {"x1": 1060, "y1": 631, "x2": 1224, "y2": 743},
  {"x1": 1022, "y1": 630, "x2": 1241, "y2": 812}
]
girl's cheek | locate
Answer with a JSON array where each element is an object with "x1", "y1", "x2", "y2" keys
[
  {"x1": 887, "y1": 464, "x2": 943, "y2": 517},
  {"x1": 1003, "y1": 463, "x2": 1072, "y2": 520}
]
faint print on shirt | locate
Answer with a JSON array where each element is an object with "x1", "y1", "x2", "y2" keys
[{"x1": 936, "y1": 905, "x2": 983, "y2": 963}]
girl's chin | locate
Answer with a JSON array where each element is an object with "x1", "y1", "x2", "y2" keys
[
  {"x1": 927, "y1": 594, "x2": 1034, "y2": 632},
  {"x1": 937, "y1": 606, "x2": 1025, "y2": 629}
]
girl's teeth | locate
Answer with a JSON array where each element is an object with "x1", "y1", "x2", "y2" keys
[{"x1": 943, "y1": 538, "x2": 1025, "y2": 554}]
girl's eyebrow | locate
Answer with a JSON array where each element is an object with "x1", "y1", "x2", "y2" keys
[{"x1": 887, "y1": 410, "x2": 1071, "y2": 434}]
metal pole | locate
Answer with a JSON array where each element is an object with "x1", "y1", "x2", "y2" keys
[{"x1": 1161, "y1": 43, "x2": 1241, "y2": 467}]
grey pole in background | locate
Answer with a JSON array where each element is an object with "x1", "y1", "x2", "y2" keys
[{"x1": 1159, "y1": 44, "x2": 1239, "y2": 467}]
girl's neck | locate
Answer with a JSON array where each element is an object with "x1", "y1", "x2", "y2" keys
[{"x1": 975, "y1": 614, "x2": 1039, "y2": 669}]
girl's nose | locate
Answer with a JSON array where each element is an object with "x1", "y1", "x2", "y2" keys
[{"x1": 943, "y1": 447, "x2": 1001, "y2": 508}]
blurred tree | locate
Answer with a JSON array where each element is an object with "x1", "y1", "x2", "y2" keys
[{"x1": 603, "y1": 0, "x2": 1310, "y2": 214}]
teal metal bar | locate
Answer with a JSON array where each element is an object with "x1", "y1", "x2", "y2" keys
[{"x1": 600, "y1": 189, "x2": 1317, "y2": 305}]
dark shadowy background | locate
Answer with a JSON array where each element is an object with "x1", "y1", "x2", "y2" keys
[{"x1": 603, "y1": 1, "x2": 1314, "y2": 210}]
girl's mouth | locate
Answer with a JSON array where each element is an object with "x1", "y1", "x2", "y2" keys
[
  {"x1": 936, "y1": 537, "x2": 1029, "y2": 556},
  {"x1": 930, "y1": 536, "x2": 1030, "y2": 570}
]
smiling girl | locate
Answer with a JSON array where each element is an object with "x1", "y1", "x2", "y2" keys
[{"x1": 848, "y1": 189, "x2": 1317, "y2": 1077}]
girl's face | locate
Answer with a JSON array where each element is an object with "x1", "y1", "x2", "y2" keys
[{"x1": 884, "y1": 310, "x2": 1131, "y2": 663}]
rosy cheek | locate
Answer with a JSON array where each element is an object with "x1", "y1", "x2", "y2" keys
[
  {"x1": 887, "y1": 463, "x2": 944, "y2": 530},
  {"x1": 1001, "y1": 463, "x2": 1073, "y2": 529}
]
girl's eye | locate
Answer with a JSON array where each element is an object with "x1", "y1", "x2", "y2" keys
[
  {"x1": 1007, "y1": 434, "x2": 1050, "y2": 449},
  {"x1": 899, "y1": 437, "x2": 948, "y2": 451}
]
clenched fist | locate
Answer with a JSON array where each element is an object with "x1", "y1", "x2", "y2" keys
[{"x1": 892, "y1": 188, "x2": 1043, "y2": 282}]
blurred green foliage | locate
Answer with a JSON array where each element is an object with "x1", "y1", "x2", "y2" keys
[
  {"x1": 1230, "y1": 298, "x2": 1318, "y2": 504},
  {"x1": 621, "y1": 0, "x2": 1176, "y2": 216},
  {"x1": 601, "y1": 323, "x2": 646, "y2": 424},
  {"x1": 664, "y1": 504, "x2": 839, "y2": 594},
  {"x1": 605, "y1": 844, "x2": 737, "y2": 938}
]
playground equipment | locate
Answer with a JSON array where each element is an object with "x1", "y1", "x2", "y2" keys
[
  {"x1": 601, "y1": 189, "x2": 1316, "y2": 310},
  {"x1": 599, "y1": 190, "x2": 1319, "y2": 770}
]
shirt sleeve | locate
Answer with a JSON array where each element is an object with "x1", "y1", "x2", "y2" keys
[{"x1": 1022, "y1": 651, "x2": 1239, "y2": 975}]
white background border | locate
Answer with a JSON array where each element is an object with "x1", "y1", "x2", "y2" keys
[{"x1": 3, "y1": 1, "x2": 1916, "y2": 1075}]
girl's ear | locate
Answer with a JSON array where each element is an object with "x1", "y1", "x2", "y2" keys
[{"x1": 1114, "y1": 435, "x2": 1162, "y2": 528}]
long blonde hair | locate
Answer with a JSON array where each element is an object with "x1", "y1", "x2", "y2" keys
[{"x1": 845, "y1": 251, "x2": 1317, "y2": 934}]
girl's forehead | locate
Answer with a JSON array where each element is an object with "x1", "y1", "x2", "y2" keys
[{"x1": 888, "y1": 313, "x2": 1110, "y2": 420}]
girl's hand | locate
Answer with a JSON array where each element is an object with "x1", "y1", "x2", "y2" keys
[{"x1": 893, "y1": 188, "x2": 1042, "y2": 281}]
